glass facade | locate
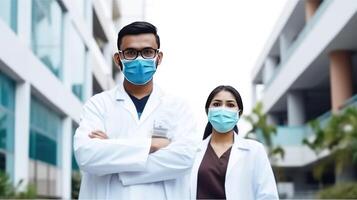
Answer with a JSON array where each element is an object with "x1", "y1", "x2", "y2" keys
[
  {"x1": 0, "y1": 72, "x2": 15, "y2": 180},
  {"x1": 31, "y1": 0, "x2": 64, "y2": 79},
  {"x1": 29, "y1": 97, "x2": 62, "y2": 197},
  {"x1": 0, "y1": 0, "x2": 17, "y2": 32},
  {"x1": 68, "y1": 23, "x2": 87, "y2": 101}
]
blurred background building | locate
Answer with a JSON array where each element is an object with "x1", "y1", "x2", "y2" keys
[
  {"x1": 2, "y1": 0, "x2": 356, "y2": 199},
  {"x1": 252, "y1": 0, "x2": 357, "y2": 198},
  {"x1": 0, "y1": 0, "x2": 145, "y2": 198}
]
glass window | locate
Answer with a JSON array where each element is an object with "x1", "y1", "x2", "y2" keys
[
  {"x1": 68, "y1": 23, "x2": 87, "y2": 101},
  {"x1": 29, "y1": 97, "x2": 61, "y2": 165},
  {"x1": 0, "y1": 72, "x2": 15, "y2": 180},
  {"x1": 0, "y1": 0, "x2": 17, "y2": 32},
  {"x1": 29, "y1": 97, "x2": 62, "y2": 197},
  {"x1": 31, "y1": 0, "x2": 64, "y2": 79}
]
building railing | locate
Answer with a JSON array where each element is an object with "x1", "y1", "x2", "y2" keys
[
  {"x1": 272, "y1": 126, "x2": 307, "y2": 146},
  {"x1": 265, "y1": 93, "x2": 357, "y2": 147},
  {"x1": 342, "y1": 93, "x2": 357, "y2": 108},
  {"x1": 264, "y1": 0, "x2": 333, "y2": 90}
]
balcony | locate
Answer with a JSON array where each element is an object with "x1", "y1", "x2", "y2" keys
[
  {"x1": 264, "y1": 0, "x2": 332, "y2": 90},
  {"x1": 258, "y1": 94, "x2": 357, "y2": 166}
]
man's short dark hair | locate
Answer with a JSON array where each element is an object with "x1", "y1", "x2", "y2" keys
[{"x1": 117, "y1": 21, "x2": 160, "y2": 50}]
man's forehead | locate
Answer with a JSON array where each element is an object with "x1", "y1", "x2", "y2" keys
[{"x1": 121, "y1": 34, "x2": 157, "y2": 48}]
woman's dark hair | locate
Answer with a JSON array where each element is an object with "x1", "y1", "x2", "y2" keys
[
  {"x1": 203, "y1": 85, "x2": 244, "y2": 140},
  {"x1": 117, "y1": 21, "x2": 160, "y2": 50}
]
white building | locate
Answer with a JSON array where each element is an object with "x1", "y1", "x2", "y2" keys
[
  {"x1": 0, "y1": 0, "x2": 145, "y2": 198},
  {"x1": 251, "y1": 0, "x2": 357, "y2": 198}
]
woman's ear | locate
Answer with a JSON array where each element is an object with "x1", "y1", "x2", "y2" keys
[{"x1": 113, "y1": 53, "x2": 123, "y2": 71}]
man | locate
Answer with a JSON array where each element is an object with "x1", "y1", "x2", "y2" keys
[{"x1": 74, "y1": 21, "x2": 199, "y2": 199}]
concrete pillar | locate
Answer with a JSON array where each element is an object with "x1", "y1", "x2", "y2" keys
[
  {"x1": 59, "y1": 117, "x2": 72, "y2": 199},
  {"x1": 84, "y1": 50, "x2": 93, "y2": 101},
  {"x1": 103, "y1": 43, "x2": 113, "y2": 70},
  {"x1": 17, "y1": 0, "x2": 32, "y2": 47},
  {"x1": 263, "y1": 56, "x2": 278, "y2": 85},
  {"x1": 287, "y1": 91, "x2": 305, "y2": 126},
  {"x1": 14, "y1": 81, "x2": 31, "y2": 190},
  {"x1": 329, "y1": 50, "x2": 353, "y2": 113},
  {"x1": 252, "y1": 84, "x2": 257, "y2": 106},
  {"x1": 279, "y1": 33, "x2": 292, "y2": 61},
  {"x1": 62, "y1": 14, "x2": 72, "y2": 89},
  {"x1": 85, "y1": 0, "x2": 93, "y2": 32},
  {"x1": 305, "y1": 0, "x2": 321, "y2": 21}
]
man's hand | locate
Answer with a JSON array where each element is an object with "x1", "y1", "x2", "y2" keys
[
  {"x1": 150, "y1": 138, "x2": 170, "y2": 153},
  {"x1": 89, "y1": 130, "x2": 108, "y2": 139}
]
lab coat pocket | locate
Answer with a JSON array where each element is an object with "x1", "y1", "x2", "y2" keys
[{"x1": 151, "y1": 118, "x2": 174, "y2": 139}]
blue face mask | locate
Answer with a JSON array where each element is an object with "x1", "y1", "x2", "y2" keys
[
  {"x1": 121, "y1": 57, "x2": 157, "y2": 85},
  {"x1": 208, "y1": 107, "x2": 239, "y2": 133}
]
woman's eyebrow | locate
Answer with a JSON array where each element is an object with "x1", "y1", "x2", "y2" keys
[
  {"x1": 226, "y1": 100, "x2": 237, "y2": 103},
  {"x1": 212, "y1": 99, "x2": 223, "y2": 102}
]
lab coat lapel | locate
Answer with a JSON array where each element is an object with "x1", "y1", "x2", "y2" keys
[
  {"x1": 138, "y1": 84, "x2": 163, "y2": 124},
  {"x1": 226, "y1": 133, "x2": 250, "y2": 177},
  {"x1": 115, "y1": 84, "x2": 140, "y2": 123},
  {"x1": 190, "y1": 135, "x2": 211, "y2": 200}
]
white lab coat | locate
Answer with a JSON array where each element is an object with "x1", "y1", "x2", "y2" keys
[
  {"x1": 190, "y1": 133, "x2": 279, "y2": 200},
  {"x1": 74, "y1": 83, "x2": 200, "y2": 200}
]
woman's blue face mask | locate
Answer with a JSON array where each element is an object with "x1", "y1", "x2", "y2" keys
[
  {"x1": 121, "y1": 57, "x2": 157, "y2": 85},
  {"x1": 208, "y1": 107, "x2": 239, "y2": 133}
]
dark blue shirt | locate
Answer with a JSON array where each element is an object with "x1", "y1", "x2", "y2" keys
[{"x1": 127, "y1": 93, "x2": 150, "y2": 119}]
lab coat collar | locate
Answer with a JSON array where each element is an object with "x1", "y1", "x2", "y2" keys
[
  {"x1": 114, "y1": 82, "x2": 164, "y2": 124},
  {"x1": 114, "y1": 82, "x2": 129, "y2": 100},
  {"x1": 226, "y1": 133, "x2": 251, "y2": 176}
]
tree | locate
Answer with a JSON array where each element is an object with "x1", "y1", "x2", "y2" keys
[
  {"x1": 303, "y1": 106, "x2": 357, "y2": 183},
  {"x1": 244, "y1": 102, "x2": 285, "y2": 160}
]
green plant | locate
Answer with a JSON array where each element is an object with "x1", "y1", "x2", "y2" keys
[
  {"x1": 303, "y1": 106, "x2": 357, "y2": 181},
  {"x1": 316, "y1": 182, "x2": 357, "y2": 199},
  {"x1": 244, "y1": 102, "x2": 285, "y2": 159},
  {"x1": 0, "y1": 172, "x2": 16, "y2": 198},
  {"x1": 0, "y1": 172, "x2": 37, "y2": 199},
  {"x1": 71, "y1": 172, "x2": 81, "y2": 199}
]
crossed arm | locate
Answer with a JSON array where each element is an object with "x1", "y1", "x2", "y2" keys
[
  {"x1": 89, "y1": 130, "x2": 170, "y2": 154},
  {"x1": 73, "y1": 97, "x2": 200, "y2": 183}
]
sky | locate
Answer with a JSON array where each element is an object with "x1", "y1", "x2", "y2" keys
[{"x1": 144, "y1": 0, "x2": 287, "y2": 135}]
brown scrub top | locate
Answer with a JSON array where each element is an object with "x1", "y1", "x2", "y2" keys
[{"x1": 196, "y1": 143, "x2": 232, "y2": 200}]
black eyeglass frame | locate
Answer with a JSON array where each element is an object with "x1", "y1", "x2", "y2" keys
[{"x1": 119, "y1": 47, "x2": 160, "y2": 60}]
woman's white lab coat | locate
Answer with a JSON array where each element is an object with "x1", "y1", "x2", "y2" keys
[
  {"x1": 74, "y1": 83, "x2": 199, "y2": 199},
  {"x1": 190, "y1": 133, "x2": 279, "y2": 200}
]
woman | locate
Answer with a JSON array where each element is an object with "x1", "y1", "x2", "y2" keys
[{"x1": 190, "y1": 85, "x2": 279, "y2": 200}]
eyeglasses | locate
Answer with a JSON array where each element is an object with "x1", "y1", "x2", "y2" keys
[{"x1": 119, "y1": 47, "x2": 159, "y2": 60}]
